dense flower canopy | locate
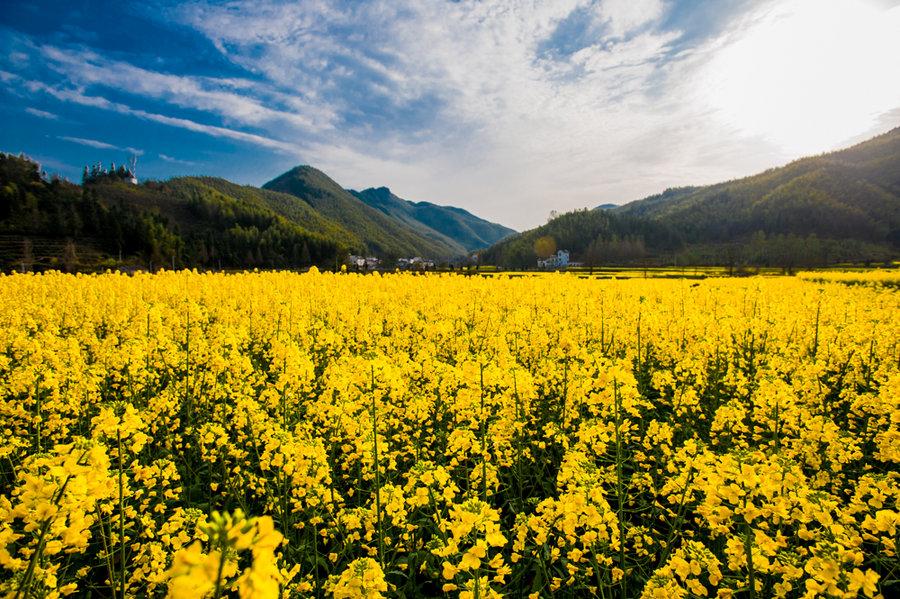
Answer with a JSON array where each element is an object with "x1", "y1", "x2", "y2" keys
[{"x1": 0, "y1": 270, "x2": 897, "y2": 597}]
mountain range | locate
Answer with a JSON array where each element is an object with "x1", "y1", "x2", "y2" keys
[
  {"x1": 483, "y1": 127, "x2": 900, "y2": 268},
  {"x1": 0, "y1": 157, "x2": 514, "y2": 271},
  {"x1": 1, "y1": 127, "x2": 898, "y2": 272}
]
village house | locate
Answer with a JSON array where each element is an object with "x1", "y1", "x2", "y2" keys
[
  {"x1": 397, "y1": 257, "x2": 435, "y2": 270},
  {"x1": 537, "y1": 249, "x2": 570, "y2": 269},
  {"x1": 348, "y1": 255, "x2": 381, "y2": 270}
]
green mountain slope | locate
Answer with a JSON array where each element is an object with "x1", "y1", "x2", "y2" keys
[
  {"x1": 188, "y1": 177, "x2": 361, "y2": 250},
  {"x1": 262, "y1": 166, "x2": 463, "y2": 258},
  {"x1": 351, "y1": 187, "x2": 515, "y2": 252},
  {"x1": 613, "y1": 127, "x2": 900, "y2": 245},
  {"x1": 487, "y1": 128, "x2": 900, "y2": 268},
  {"x1": 94, "y1": 177, "x2": 358, "y2": 267}
]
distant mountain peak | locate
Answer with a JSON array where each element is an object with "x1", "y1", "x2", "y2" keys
[
  {"x1": 264, "y1": 166, "x2": 503, "y2": 258},
  {"x1": 280, "y1": 164, "x2": 315, "y2": 176},
  {"x1": 351, "y1": 186, "x2": 515, "y2": 252}
]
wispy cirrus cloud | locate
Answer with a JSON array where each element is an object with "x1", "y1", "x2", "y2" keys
[
  {"x1": 58, "y1": 135, "x2": 142, "y2": 155},
  {"x1": 25, "y1": 107, "x2": 58, "y2": 119},
  {"x1": 58, "y1": 135, "x2": 118, "y2": 150},
  {"x1": 30, "y1": 80, "x2": 302, "y2": 154},
  {"x1": 158, "y1": 153, "x2": 197, "y2": 166},
  {"x1": 40, "y1": 45, "x2": 336, "y2": 134}
]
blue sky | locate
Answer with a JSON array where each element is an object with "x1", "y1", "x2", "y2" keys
[{"x1": 2, "y1": 0, "x2": 899, "y2": 230}]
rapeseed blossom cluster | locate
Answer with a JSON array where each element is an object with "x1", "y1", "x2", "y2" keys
[
  {"x1": 166, "y1": 509, "x2": 288, "y2": 599},
  {"x1": 0, "y1": 270, "x2": 897, "y2": 597}
]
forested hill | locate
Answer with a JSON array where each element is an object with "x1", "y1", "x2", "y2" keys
[
  {"x1": 484, "y1": 128, "x2": 900, "y2": 268},
  {"x1": 351, "y1": 187, "x2": 515, "y2": 253},
  {"x1": 614, "y1": 127, "x2": 900, "y2": 243},
  {"x1": 0, "y1": 155, "x2": 514, "y2": 271},
  {"x1": 262, "y1": 166, "x2": 464, "y2": 259},
  {"x1": 0, "y1": 154, "x2": 358, "y2": 271}
]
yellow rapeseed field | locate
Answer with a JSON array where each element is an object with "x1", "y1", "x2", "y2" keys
[{"x1": 0, "y1": 270, "x2": 897, "y2": 598}]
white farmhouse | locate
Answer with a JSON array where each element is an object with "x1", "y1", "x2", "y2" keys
[{"x1": 538, "y1": 250, "x2": 570, "y2": 269}]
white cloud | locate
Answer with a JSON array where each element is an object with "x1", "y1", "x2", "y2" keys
[
  {"x1": 34, "y1": 83, "x2": 301, "y2": 153},
  {"x1": 158, "y1": 153, "x2": 197, "y2": 166},
  {"x1": 25, "y1": 107, "x2": 58, "y2": 119},
  {"x1": 40, "y1": 46, "x2": 336, "y2": 134},
  {"x1": 58, "y1": 135, "x2": 144, "y2": 155},
  {"x1": 595, "y1": 0, "x2": 666, "y2": 38},
  {"x1": 58, "y1": 136, "x2": 119, "y2": 150}
]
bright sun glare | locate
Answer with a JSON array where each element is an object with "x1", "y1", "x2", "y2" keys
[{"x1": 702, "y1": 0, "x2": 900, "y2": 156}]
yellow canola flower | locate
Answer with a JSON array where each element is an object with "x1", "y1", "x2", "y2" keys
[
  {"x1": 166, "y1": 542, "x2": 224, "y2": 599},
  {"x1": 326, "y1": 557, "x2": 388, "y2": 599},
  {"x1": 165, "y1": 510, "x2": 285, "y2": 599}
]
